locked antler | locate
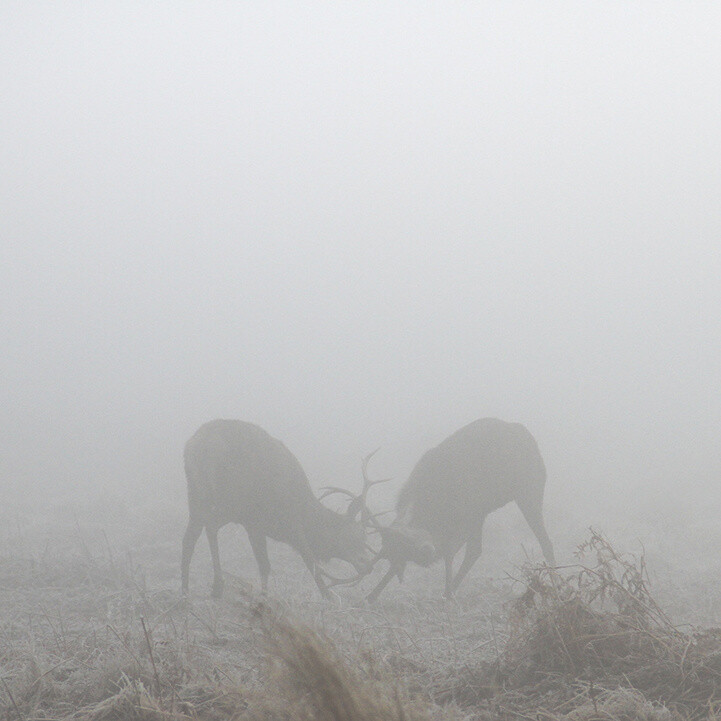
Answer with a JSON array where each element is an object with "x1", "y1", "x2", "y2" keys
[
  {"x1": 319, "y1": 448, "x2": 391, "y2": 528},
  {"x1": 320, "y1": 549, "x2": 385, "y2": 588},
  {"x1": 315, "y1": 450, "x2": 393, "y2": 588}
]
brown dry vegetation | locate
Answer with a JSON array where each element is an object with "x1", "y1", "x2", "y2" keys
[{"x1": 2, "y1": 503, "x2": 721, "y2": 720}]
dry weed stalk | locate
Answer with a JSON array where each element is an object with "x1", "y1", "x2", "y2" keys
[
  {"x1": 503, "y1": 530, "x2": 680, "y2": 678},
  {"x1": 486, "y1": 530, "x2": 721, "y2": 720}
]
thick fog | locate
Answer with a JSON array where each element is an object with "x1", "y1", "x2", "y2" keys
[{"x1": 2, "y1": 3, "x2": 720, "y2": 523}]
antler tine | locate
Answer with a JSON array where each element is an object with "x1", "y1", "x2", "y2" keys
[
  {"x1": 361, "y1": 447, "x2": 381, "y2": 469},
  {"x1": 361, "y1": 508, "x2": 393, "y2": 532},
  {"x1": 318, "y1": 567, "x2": 357, "y2": 584},
  {"x1": 321, "y1": 551, "x2": 383, "y2": 588},
  {"x1": 325, "y1": 573, "x2": 367, "y2": 589},
  {"x1": 360, "y1": 448, "x2": 392, "y2": 500},
  {"x1": 344, "y1": 448, "x2": 391, "y2": 528},
  {"x1": 318, "y1": 486, "x2": 357, "y2": 502},
  {"x1": 326, "y1": 448, "x2": 392, "y2": 522}
]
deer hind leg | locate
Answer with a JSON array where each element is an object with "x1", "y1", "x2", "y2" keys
[
  {"x1": 517, "y1": 495, "x2": 555, "y2": 565},
  {"x1": 247, "y1": 530, "x2": 271, "y2": 593},
  {"x1": 442, "y1": 537, "x2": 466, "y2": 597},
  {"x1": 205, "y1": 526, "x2": 225, "y2": 598},
  {"x1": 443, "y1": 552, "x2": 455, "y2": 597},
  {"x1": 181, "y1": 519, "x2": 203, "y2": 594}
]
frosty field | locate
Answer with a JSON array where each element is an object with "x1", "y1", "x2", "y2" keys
[{"x1": 3, "y1": 498, "x2": 721, "y2": 720}]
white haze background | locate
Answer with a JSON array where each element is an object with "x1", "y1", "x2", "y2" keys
[{"x1": 2, "y1": 3, "x2": 720, "y2": 530}]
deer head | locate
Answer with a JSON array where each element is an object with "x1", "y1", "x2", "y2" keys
[{"x1": 321, "y1": 450, "x2": 436, "y2": 593}]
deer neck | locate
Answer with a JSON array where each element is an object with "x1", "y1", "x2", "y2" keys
[
  {"x1": 394, "y1": 500, "x2": 416, "y2": 529},
  {"x1": 301, "y1": 502, "x2": 337, "y2": 556}
]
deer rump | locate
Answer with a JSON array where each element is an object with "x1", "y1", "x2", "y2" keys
[
  {"x1": 365, "y1": 418, "x2": 555, "y2": 600},
  {"x1": 181, "y1": 419, "x2": 369, "y2": 599}
]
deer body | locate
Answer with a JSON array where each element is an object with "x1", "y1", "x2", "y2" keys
[
  {"x1": 368, "y1": 418, "x2": 555, "y2": 600},
  {"x1": 181, "y1": 419, "x2": 368, "y2": 599}
]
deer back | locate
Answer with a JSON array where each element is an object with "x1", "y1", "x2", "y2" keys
[
  {"x1": 397, "y1": 418, "x2": 546, "y2": 537},
  {"x1": 184, "y1": 419, "x2": 318, "y2": 537}
]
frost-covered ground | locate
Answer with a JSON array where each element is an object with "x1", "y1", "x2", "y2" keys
[{"x1": 1, "y1": 497, "x2": 721, "y2": 719}]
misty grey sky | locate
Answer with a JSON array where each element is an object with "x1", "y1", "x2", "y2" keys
[{"x1": 2, "y1": 3, "x2": 720, "y2": 513}]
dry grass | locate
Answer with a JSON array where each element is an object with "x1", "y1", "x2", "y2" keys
[
  {"x1": 434, "y1": 530, "x2": 721, "y2": 720},
  {"x1": 0, "y1": 590, "x2": 452, "y2": 720},
  {"x1": 3, "y1": 507, "x2": 721, "y2": 721},
  {"x1": 0, "y1": 513, "x2": 460, "y2": 720},
  {"x1": 244, "y1": 603, "x2": 450, "y2": 721}
]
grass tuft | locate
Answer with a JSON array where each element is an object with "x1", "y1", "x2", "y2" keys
[
  {"x1": 437, "y1": 530, "x2": 721, "y2": 720},
  {"x1": 247, "y1": 602, "x2": 445, "y2": 721}
]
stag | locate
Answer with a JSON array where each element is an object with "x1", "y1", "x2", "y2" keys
[
  {"x1": 181, "y1": 419, "x2": 374, "y2": 599},
  {"x1": 354, "y1": 418, "x2": 555, "y2": 601}
]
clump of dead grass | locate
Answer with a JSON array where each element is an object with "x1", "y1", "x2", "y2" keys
[
  {"x1": 442, "y1": 530, "x2": 721, "y2": 720},
  {"x1": 503, "y1": 530, "x2": 679, "y2": 681},
  {"x1": 247, "y1": 602, "x2": 450, "y2": 721}
]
